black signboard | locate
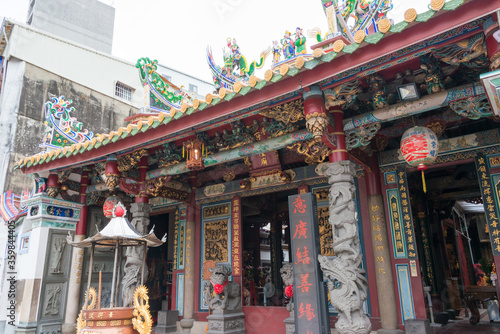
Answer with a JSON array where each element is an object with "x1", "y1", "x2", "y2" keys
[
  {"x1": 475, "y1": 153, "x2": 500, "y2": 256},
  {"x1": 396, "y1": 166, "x2": 418, "y2": 259},
  {"x1": 288, "y1": 193, "x2": 330, "y2": 334}
]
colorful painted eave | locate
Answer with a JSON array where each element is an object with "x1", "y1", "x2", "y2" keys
[{"x1": 14, "y1": 0, "x2": 495, "y2": 174}]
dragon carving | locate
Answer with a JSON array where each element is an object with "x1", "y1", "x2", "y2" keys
[{"x1": 319, "y1": 161, "x2": 371, "y2": 334}]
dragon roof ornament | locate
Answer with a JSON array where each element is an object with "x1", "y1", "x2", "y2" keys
[
  {"x1": 207, "y1": 38, "x2": 270, "y2": 92},
  {"x1": 40, "y1": 96, "x2": 93, "y2": 152},
  {"x1": 136, "y1": 57, "x2": 194, "y2": 112}
]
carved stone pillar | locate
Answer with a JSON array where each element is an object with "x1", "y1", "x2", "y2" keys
[
  {"x1": 320, "y1": 161, "x2": 371, "y2": 334},
  {"x1": 365, "y1": 161, "x2": 402, "y2": 334},
  {"x1": 180, "y1": 173, "x2": 197, "y2": 333},
  {"x1": 122, "y1": 202, "x2": 151, "y2": 307},
  {"x1": 62, "y1": 170, "x2": 89, "y2": 334}
]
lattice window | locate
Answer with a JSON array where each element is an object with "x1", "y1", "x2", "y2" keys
[{"x1": 115, "y1": 82, "x2": 132, "y2": 102}]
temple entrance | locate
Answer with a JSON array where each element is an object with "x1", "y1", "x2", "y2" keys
[
  {"x1": 407, "y1": 161, "x2": 497, "y2": 319},
  {"x1": 241, "y1": 191, "x2": 293, "y2": 307},
  {"x1": 146, "y1": 212, "x2": 173, "y2": 320}
]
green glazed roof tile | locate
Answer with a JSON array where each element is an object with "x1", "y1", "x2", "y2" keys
[
  {"x1": 152, "y1": 120, "x2": 161, "y2": 128},
  {"x1": 305, "y1": 59, "x2": 320, "y2": 70},
  {"x1": 239, "y1": 86, "x2": 252, "y2": 96},
  {"x1": 444, "y1": 0, "x2": 464, "y2": 10},
  {"x1": 343, "y1": 43, "x2": 360, "y2": 54},
  {"x1": 390, "y1": 21, "x2": 408, "y2": 33},
  {"x1": 225, "y1": 92, "x2": 237, "y2": 101},
  {"x1": 255, "y1": 80, "x2": 267, "y2": 89},
  {"x1": 364, "y1": 32, "x2": 384, "y2": 44},
  {"x1": 416, "y1": 10, "x2": 435, "y2": 22},
  {"x1": 287, "y1": 67, "x2": 300, "y2": 76},
  {"x1": 321, "y1": 52, "x2": 337, "y2": 62},
  {"x1": 271, "y1": 74, "x2": 283, "y2": 83}
]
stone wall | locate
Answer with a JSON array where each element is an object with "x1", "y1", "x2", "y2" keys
[{"x1": 5, "y1": 61, "x2": 139, "y2": 194}]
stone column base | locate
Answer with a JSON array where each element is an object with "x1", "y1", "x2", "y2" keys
[
  {"x1": 155, "y1": 310, "x2": 179, "y2": 333},
  {"x1": 61, "y1": 323, "x2": 77, "y2": 334},
  {"x1": 207, "y1": 310, "x2": 245, "y2": 334},
  {"x1": 404, "y1": 319, "x2": 433, "y2": 334},
  {"x1": 283, "y1": 316, "x2": 295, "y2": 334},
  {"x1": 180, "y1": 318, "x2": 195, "y2": 333},
  {"x1": 378, "y1": 329, "x2": 404, "y2": 334}
]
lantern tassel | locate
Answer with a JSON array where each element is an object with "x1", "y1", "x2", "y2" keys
[{"x1": 421, "y1": 170, "x2": 427, "y2": 193}]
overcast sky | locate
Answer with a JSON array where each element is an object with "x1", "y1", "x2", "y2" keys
[{"x1": 1, "y1": 0, "x2": 429, "y2": 83}]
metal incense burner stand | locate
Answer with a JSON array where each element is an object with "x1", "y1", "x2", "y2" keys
[{"x1": 67, "y1": 202, "x2": 165, "y2": 334}]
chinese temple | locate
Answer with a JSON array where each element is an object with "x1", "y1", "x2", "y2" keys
[{"x1": 9, "y1": 0, "x2": 500, "y2": 333}]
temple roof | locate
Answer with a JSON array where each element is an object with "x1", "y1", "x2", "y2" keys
[{"x1": 14, "y1": 0, "x2": 497, "y2": 174}]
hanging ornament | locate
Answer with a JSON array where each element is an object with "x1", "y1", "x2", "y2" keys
[
  {"x1": 400, "y1": 126, "x2": 438, "y2": 193},
  {"x1": 103, "y1": 195, "x2": 121, "y2": 218}
]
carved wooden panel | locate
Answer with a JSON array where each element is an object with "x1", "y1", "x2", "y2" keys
[{"x1": 203, "y1": 220, "x2": 229, "y2": 263}]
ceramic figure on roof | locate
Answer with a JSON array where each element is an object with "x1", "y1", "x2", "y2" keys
[
  {"x1": 207, "y1": 41, "x2": 269, "y2": 91},
  {"x1": 294, "y1": 27, "x2": 307, "y2": 54},
  {"x1": 272, "y1": 40, "x2": 281, "y2": 65},
  {"x1": 40, "y1": 96, "x2": 93, "y2": 152},
  {"x1": 317, "y1": 0, "x2": 393, "y2": 43},
  {"x1": 281, "y1": 31, "x2": 296, "y2": 60}
]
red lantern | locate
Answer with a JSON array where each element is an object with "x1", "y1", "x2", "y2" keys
[
  {"x1": 400, "y1": 126, "x2": 438, "y2": 192},
  {"x1": 103, "y1": 195, "x2": 121, "y2": 218}
]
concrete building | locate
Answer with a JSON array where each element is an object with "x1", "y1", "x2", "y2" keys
[
  {"x1": 26, "y1": 0, "x2": 115, "y2": 54},
  {"x1": 0, "y1": 17, "x2": 213, "y2": 334}
]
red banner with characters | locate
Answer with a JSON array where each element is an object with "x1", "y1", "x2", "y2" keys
[{"x1": 288, "y1": 193, "x2": 330, "y2": 334}]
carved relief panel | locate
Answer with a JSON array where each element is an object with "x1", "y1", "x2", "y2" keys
[{"x1": 37, "y1": 229, "x2": 73, "y2": 331}]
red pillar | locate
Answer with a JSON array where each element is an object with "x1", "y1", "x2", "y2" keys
[
  {"x1": 328, "y1": 106, "x2": 349, "y2": 162},
  {"x1": 76, "y1": 170, "x2": 89, "y2": 236},
  {"x1": 484, "y1": 12, "x2": 500, "y2": 69},
  {"x1": 46, "y1": 172, "x2": 60, "y2": 197},
  {"x1": 136, "y1": 156, "x2": 149, "y2": 203}
]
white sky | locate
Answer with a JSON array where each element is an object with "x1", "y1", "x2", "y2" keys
[{"x1": 0, "y1": 0, "x2": 430, "y2": 83}]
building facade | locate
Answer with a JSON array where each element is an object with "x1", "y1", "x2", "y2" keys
[
  {"x1": 0, "y1": 17, "x2": 213, "y2": 334},
  {"x1": 4, "y1": 1, "x2": 500, "y2": 334}
]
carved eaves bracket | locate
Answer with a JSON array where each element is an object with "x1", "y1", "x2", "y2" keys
[{"x1": 345, "y1": 122, "x2": 381, "y2": 150}]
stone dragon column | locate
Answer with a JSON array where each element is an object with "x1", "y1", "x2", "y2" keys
[{"x1": 307, "y1": 86, "x2": 371, "y2": 334}]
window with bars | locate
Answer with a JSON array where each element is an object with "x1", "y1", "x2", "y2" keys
[{"x1": 115, "y1": 82, "x2": 133, "y2": 102}]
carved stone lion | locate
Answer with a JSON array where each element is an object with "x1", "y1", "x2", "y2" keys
[{"x1": 205, "y1": 264, "x2": 241, "y2": 311}]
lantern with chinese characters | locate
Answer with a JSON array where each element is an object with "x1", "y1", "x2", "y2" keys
[
  {"x1": 103, "y1": 195, "x2": 121, "y2": 218},
  {"x1": 183, "y1": 138, "x2": 205, "y2": 170},
  {"x1": 400, "y1": 126, "x2": 438, "y2": 193}
]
